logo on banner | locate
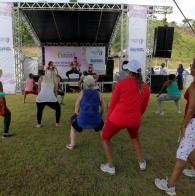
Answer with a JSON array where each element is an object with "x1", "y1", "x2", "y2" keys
[
  {"x1": 130, "y1": 47, "x2": 144, "y2": 52},
  {"x1": 90, "y1": 59, "x2": 104, "y2": 63},
  {"x1": 0, "y1": 37, "x2": 10, "y2": 43},
  {"x1": 91, "y1": 48, "x2": 103, "y2": 56},
  {"x1": 0, "y1": 47, "x2": 11, "y2": 51},
  {"x1": 55, "y1": 51, "x2": 76, "y2": 58}
]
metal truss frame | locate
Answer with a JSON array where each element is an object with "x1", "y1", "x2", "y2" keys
[
  {"x1": 42, "y1": 42, "x2": 107, "y2": 47},
  {"x1": 13, "y1": 7, "x2": 24, "y2": 93},
  {"x1": 148, "y1": 5, "x2": 173, "y2": 15},
  {"x1": 14, "y1": 2, "x2": 124, "y2": 12},
  {"x1": 21, "y1": 12, "x2": 41, "y2": 47},
  {"x1": 145, "y1": 6, "x2": 173, "y2": 85}
]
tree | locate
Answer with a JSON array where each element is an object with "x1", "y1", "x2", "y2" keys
[
  {"x1": 182, "y1": 18, "x2": 194, "y2": 26},
  {"x1": 170, "y1": 21, "x2": 177, "y2": 26}
]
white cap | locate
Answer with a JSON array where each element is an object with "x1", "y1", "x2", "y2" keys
[{"x1": 123, "y1": 59, "x2": 141, "y2": 73}]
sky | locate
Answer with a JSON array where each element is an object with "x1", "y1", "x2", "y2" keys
[
  {"x1": 80, "y1": 0, "x2": 195, "y2": 24},
  {"x1": 1, "y1": 0, "x2": 195, "y2": 24}
]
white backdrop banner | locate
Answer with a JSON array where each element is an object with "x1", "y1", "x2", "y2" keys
[
  {"x1": 0, "y1": 3, "x2": 15, "y2": 93},
  {"x1": 44, "y1": 46, "x2": 106, "y2": 78},
  {"x1": 128, "y1": 5, "x2": 148, "y2": 79}
]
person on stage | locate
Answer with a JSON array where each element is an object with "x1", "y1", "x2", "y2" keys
[
  {"x1": 66, "y1": 57, "x2": 82, "y2": 80},
  {"x1": 45, "y1": 61, "x2": 58, "y2": 74},
  {"x1": 79, "y1": 64, "x2": 99, "y2": 90}
]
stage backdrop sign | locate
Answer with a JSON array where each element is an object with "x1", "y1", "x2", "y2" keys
[
  {"x1": 128, "y1": 5, "x2": 148, "y2": 80},
  {"x1": 0, "y1": 3, "x2": 15, "y2": 93},
  {"x1": 44, "y1": 47, "x2": 106, "y2": 78}
]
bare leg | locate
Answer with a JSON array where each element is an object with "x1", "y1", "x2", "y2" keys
[
  {"x1": 69, "y1": 125, "x2": 76, "y2": 147},
  {"x1": 102, "y1": 140, "x2": 113, "y2": 167},
  {"x1": 168, "y1": 159, "x2": 186, "y2": 187},
  {"x1": 132, "y1": 138, "x2": 144, "y2": 161},
  {"x1": 157, "y1": 99, "x2": 162, "y2": 112},
  {"x1": 188, "y1": 151, "x2": 195, "y2": 168},
  {"x1": 175, "y1": 100, "x2": 180, "y2": 112},
  {"x1": 24, "y1": 93, "x2": 26, "y2": 103}
]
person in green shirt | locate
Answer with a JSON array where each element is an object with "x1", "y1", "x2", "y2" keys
[{"x1": 156, "y1": 74, "x2": 181, "y2": 115}]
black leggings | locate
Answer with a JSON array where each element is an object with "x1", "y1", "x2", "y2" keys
[
  {"x1": 66, "y1": 68, "x2": 81, "y2": 78},
  {"x1": 36, "y1": 102, "x2": 61, "y2": 124},
  {"x1": 3, "y1": 109, "x2": 11, "y2": 133}
]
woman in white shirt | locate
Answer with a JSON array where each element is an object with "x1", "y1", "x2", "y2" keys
[{"x1": 36, "y1": 69, "x2": 61, "y2": 128}]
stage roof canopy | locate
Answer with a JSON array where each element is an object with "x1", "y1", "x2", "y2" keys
[
  {"x1": 23, "y1": 10, "x2": 119, "y2": 45},
  {"x1": 14, "y1": 3, "x2": 127, "y2": 46}
]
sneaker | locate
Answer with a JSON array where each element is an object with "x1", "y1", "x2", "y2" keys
[
  {"x1": 159, "y1": 111, "x2": 164, "y2": 116},
  {"x1": 154, "y1": 177, "x2": 176, "y2": 196},
  {"x1": 35, "y1": 124, "x2": 41, "y2": 128},
  {"x1": 2, "y1": 133, "x2": 13, "y2": 138},
  {"x1": 155, "y1": 111, "x2": 164, "y2": 116},
  {"x1": 100, "y1": 163, "x2": 115, "y2": 175},
  {"x1": 139, "y1": 160, "x2": 146, "y2": 170},
  {"x1": 183, "y1": 168, "x2": 195, "y2": 177},
  {"x1": 177, "y1": 110, "x2": 182, "y2": 114}
]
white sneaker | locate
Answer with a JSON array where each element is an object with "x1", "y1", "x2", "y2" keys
[
  {"x1": 154, "y1": 177, "x2": 176, "y2": 196},
  {"x1": 35, "y1": 124, "x2": 41, "y2": 128},
  {"x1": 177, "y1": 110, "x2": 182, "y2": 114},
  {"x1": 138, "y1": 160, "x2": 146, "y2": 170},
  {"x1": 160, "y1": 111, "x2": 164, "y2": 116},
  {"x1": 100, "y1": 163, "x2": 115, "y2": 175},
  {"x1": 155, "y1": 111, "x2": 164, "y2": 116},
  {"x1": 183, "y1": 168, "x2": 195, "y2": 177}
]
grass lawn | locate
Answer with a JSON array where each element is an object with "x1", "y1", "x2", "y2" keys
[{"x1": 0, "y1": 93, "x2": 194, "y2": 196}]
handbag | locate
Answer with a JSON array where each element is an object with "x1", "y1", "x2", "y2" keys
[{"x1": 0, "y1": 96, "x2": 6, "y2": 116}]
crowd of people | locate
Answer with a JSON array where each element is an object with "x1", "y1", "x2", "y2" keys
[{"x1": 0, "y1": 58, "x2": 195, "y2": 196}]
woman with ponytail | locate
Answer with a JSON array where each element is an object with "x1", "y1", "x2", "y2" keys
[
  {"x1": 36, "y1": 69, "x2": 61, "y2": 128},
  {"x1": 100, "y1": 60, "x2": 150, "y2": 175}
]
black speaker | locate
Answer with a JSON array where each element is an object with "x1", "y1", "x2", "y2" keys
[
  {"x1": 151, "y1": 75, "x2": 168, "y2": 93},
  {"x1": 106, "y1": 58, "x2": 114, "y2": 81},
  {"x1": 153, "y1": 26, "x2": 174, "y2": 58}
]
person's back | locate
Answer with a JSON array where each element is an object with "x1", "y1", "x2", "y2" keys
[
  {"x1": 36, "y1": 81, "x2": 57, "y2": 103},
  {"x1": 77, "y1": 89, "x2": 101, "y2": 128},
  {"x1": 108, "y1": 77, "x2": 150, "y2": 127},
  {"x1": 166, "y1": 81, "x2": 181, "y2": 96}
]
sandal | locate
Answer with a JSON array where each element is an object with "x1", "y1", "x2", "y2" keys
[{"x1": 66, "y1": 144, "x2": 75, "y2": 150}]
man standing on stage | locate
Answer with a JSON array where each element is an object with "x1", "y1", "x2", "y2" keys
[{"x1": 66, "y1": 56, "x2": 82, "y2": 80}]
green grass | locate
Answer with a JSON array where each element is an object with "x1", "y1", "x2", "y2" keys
[{"x1": 0, "y1": 94, "x2": 194, "y2": 196}]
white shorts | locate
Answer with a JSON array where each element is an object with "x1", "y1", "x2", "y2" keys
[{"x1": 176, "y1": 118, "x2": 195, "y2": 161}]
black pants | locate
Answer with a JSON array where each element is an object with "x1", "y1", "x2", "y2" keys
[
  {"x1": 2, "y1": 109, "x2": 11, "y2": 134},
  {"x1": 36, "y1": 102, "x2": 61, "y2": 124},
  {"x1": 66, "y1": 68, "x2": 81, "y2": 78}
]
